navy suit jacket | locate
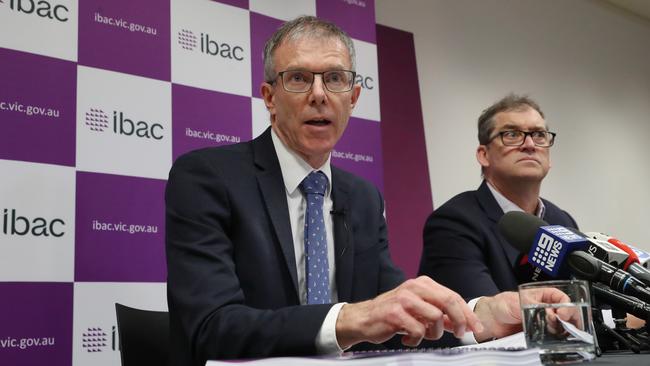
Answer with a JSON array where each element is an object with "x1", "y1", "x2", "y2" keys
[
  {"x1": 418, "y1": 180, "x2": 577, "y2": 300},
  {"x1": 165, "y1": 128, "x2": 404, "y2": 365}
]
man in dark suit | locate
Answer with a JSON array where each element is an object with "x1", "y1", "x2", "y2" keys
[
  {"x1": 167, "y1": 19, "x2": 566, "y2": 365},
  {"x1": 419, "y1": 94, "x2": 578, "y2": 300}
]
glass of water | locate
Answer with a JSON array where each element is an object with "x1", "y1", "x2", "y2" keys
[{"x1": 519, "y1": 280, "x2": 596, "y2": 364}]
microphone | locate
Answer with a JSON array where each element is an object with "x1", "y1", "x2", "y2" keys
[
  {"x1": 498, "y1": 211, "x2": 590, "y2": 278},
  {"x1": 513, "y1": 252, "x2": 554, "y2": 283},
  {"x1": 601, "y1": 237, "x2": 650, "y2": 269},
  {"x1": 586, "y1": 232, "x2": 650, "y2": 269},
  {"x1": 498, "y1": 212, "x2": 650, "y2": 329},
  {"x1": 498, "y1": 213, "x2": 553, "y2": 282},
  {"x1": 499, "y1": 212, "x2": 644, "y2": 280},
  {"x1": 579, "y1": 237, "x2": 629, "y2": 269},
  {"x1": 585, "y1": 232, "x2": 650, "y2": 287},
  {"x1": 567, "y1": 251, "x2": 650, "y2": 304},
  {"x1": 585, "y1": 232, "x2": 638, "y2": 269},
  {"x1": 628, "y1": 244, "x2": 650, "y2": 269},
  {"x1": 591, "y1": 282, "x2": 650, "y2": 321}
]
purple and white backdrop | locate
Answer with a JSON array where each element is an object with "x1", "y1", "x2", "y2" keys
[{"x1": 0, "y1": 1, "x2": 432, "y2": 365}]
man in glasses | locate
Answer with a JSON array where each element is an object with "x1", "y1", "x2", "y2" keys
[
  {"x1": 419, "y1": 94, "x2": 578, "y2": 300},
  {"x1": 167, "y1": 17, "x2": 568, "y2": 365}
]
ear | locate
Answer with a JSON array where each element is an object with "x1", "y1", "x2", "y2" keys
[
  {"x1": 261, "y1": 82, "x2": 276, "y2": 117},
  {"x1": 349, "y1": 84, "x2": 361, "y2": 109},
  {"x1": 476, "y1": 145, "x2": 490, "y2": 169}
]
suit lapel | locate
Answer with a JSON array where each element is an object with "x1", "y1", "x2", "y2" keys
[
  {"x1": 476, "y1": 180, "x2": 520, "y2": 267},
  {"x1": 331, "y1": 167, "x2": 353, "y2": 301},
  {"x1": 253, "y1": 129, "x2": 299, "y2": 296}
]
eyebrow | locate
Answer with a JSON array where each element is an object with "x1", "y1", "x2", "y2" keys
[
  {"x1": 499, "y1": 123, "x2": 548, "y2": 131},
  {"x1": 282, "y1": 62, "x2": 349, "y2": 72}
]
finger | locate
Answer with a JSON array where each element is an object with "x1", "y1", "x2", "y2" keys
[
  {"x1": 556, "y1": 305, "x2": 584, "y2": 330},
  {"x1": 397, "y1": 290, "x2": 445, "y2": 325},
  {"x1": 538, "y1": 287, "x2": 571, "y2": 304},
  {"x1": 407, "y1": 278, "x2": 478, "y2": 336},
  {"x1": 546, "y1": 308, "x2": 569, "y2": 337},
  {"x1": 545, "y1": 308, "x2": 561, "y2": 335},
  {"x1": 401, "y1": 334, "x2": 424, "y2": 347},
  {"x1": 394, "y1": 310, "x2": 427, "y2": 346},
  {"x1": 424, "y1": 317, "x2": 445, "y2": 340}
]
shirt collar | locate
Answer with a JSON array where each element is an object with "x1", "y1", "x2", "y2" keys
[
  {"x1": 271, "y1": 128, "x2": 332, "y2": 197},
  {"x1": 486, "y1": 181, "x2": 546, "y2": 218}
]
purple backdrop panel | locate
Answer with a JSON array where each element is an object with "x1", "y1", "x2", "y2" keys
[
  {"x1": 78, "y1": 0, "x2": 171, "y2": 81},
  {"x1": 0, "y1": 282, "x2": 72, "y2": 366},
  {"x1": 377, "y1": 25, "x2": 432, "y2": 278},
  {"x1": 75, "y1": 172, "x2": 166, "y2": 282},
  {"x1": 0, "y1": 48, "x2": 75, "y2": 167},
  {"x1": 316, "y1": 0, "x2": 376, "y2": 43},
  {"x1": 172, "y1": 84, "x2": 252, "y2": 160},
  {"x1": 250, "y1": 12, "x2": 283, "y2": 99},
  {"x1": 213, "y1": 0, "x2": 249, "y2": 9},
  {"x1": 333, "y1": 117, "x2": 383, "y2": 192}
]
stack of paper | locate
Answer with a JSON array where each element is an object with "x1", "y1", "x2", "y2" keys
[{"x1": 207, "y1": 332, "x2": 541, "y2": 366}]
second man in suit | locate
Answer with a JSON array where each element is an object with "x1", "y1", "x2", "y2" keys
[{"x1": 419, "y1": 94, "x2": 578, "y2": 300}]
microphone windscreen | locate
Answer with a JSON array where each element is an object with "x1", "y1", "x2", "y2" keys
[
  {"x1": 498, "y1": 211, "x2": 549, "y2": 253},
  {"x1": 567, "y1": 251, "x2": 600, "y2": 280}
]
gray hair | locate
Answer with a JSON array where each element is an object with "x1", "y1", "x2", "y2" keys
[
  {"x1": 263, "y1": 15, "x2": 356, "y2": 82},
  {"x1": 477, "y1": 93, "x2": 545, "y2": 145}
]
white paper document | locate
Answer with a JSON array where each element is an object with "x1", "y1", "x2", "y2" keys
[{"x1": 206, "y1": 332, "x2": 541, "y2": 366}]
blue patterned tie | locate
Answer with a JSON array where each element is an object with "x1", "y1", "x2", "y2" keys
[{"x1": 299, "y1": 171, "x2": 330, "y2": 304}]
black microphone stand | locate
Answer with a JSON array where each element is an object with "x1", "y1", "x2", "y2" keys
[{"x1": 591, "y1": 284, "x2": 649, "y2": 353}]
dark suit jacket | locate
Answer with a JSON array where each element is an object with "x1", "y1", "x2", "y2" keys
[
  {"x1": 165, "y1": 128, "x2": 404, "y2": 365},
  {"x1": 418, "y1": 180, "x2": 577, "y2": 300}
]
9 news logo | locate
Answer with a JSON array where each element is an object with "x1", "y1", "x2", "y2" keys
[{"x1": 531, "y1": 233, "x2": 562, "y2": 272}]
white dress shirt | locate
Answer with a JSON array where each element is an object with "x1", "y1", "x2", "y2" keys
[{"x1": 486, "y1": 181, "x2": 546, "y2": 218}]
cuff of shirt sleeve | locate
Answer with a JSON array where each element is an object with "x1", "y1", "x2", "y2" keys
[
  {"x1": 315, "y1": 302, "x2": 348, "y2": 355},
  {"x1": 459, "y1": 297, "x2": 482, "y2": 345}
]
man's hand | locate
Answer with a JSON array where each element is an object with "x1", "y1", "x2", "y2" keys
[
  {"x1": 473, "y1": 288, "x2": 574, "y2": 342},
  {"x1": 335, "y1": 276, "x2": 484, "y2": 349}
]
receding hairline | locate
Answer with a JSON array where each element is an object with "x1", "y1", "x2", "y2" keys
[
  {"x1": 271, "y1": 35, "x2": 352, "y2": 68},
  {"x1": 263, "y1": 16, "x2": 356, "y2": 82}
]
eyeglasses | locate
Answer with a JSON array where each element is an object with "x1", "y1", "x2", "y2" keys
[
  {"x1": 270, "y1": 70, "x2": 356, "y2": 93},
  {"x1": 490, "y1": 130, "x2": 557, "y2": 147}
]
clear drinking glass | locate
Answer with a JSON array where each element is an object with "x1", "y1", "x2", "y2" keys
[{"x1": 519, "y1": 280, "x2": 596, "y2": 364}]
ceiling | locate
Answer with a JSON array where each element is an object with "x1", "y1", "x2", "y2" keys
[{"x1": 605, "y1": 0, "x2": 650, "y2": 22}]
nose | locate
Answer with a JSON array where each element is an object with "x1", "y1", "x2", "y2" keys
[
  {"x1": 520, "y1": 133, "x2": 536, "y2": 150},
  {"x1": 308, "y1": 74, "x2": 327, "y2": 105}
]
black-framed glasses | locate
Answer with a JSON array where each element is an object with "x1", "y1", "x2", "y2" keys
[
  {"x1": 270, "y1": 70, "x2": 356, "y2": 93},
  {"x1": 490, "y1": 130, "x2": 557, "y2": 147}
]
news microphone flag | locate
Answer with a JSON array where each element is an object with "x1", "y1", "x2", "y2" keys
[
  {"x1": 528, "y1": 225, "x2": 590, "y2": 277},
  {"x1": 628, "y1": 244, "x2": 650, "y2": 268}
]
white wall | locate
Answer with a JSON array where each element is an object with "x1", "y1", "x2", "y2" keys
[{"x1": 376, "y1": 0, "x2": 650, "y2": 251}]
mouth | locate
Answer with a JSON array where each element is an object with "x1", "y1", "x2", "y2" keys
[
  {"x1": 517, "y1": 157, "x2": 540, "y2": 164},
  {"x1": 304, "y1": 119, "x2": 332, "y2": 127}
]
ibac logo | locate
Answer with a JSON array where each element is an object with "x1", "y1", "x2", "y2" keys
[
  {"x1": 85, "y1": 108, "x2": 109, "y2": 132},
  {"x1": 178, "y1": 29, "x2": 244, "y2": 61},
  {"x1": 6, "y1": 0, "x2": 69, "y2": 22},
  {"x1": 178, "y1": 29, "x2": 197, "y2": 51},
  {"x1": 81, "y1": 326, "x2": 117, "y2": 353},
  {"x1": 85, "y1": 108, "x2": 164, "y2": 140},
  {"x1": 2, "y1": 208, "x2": 65, "y2": 237}
]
